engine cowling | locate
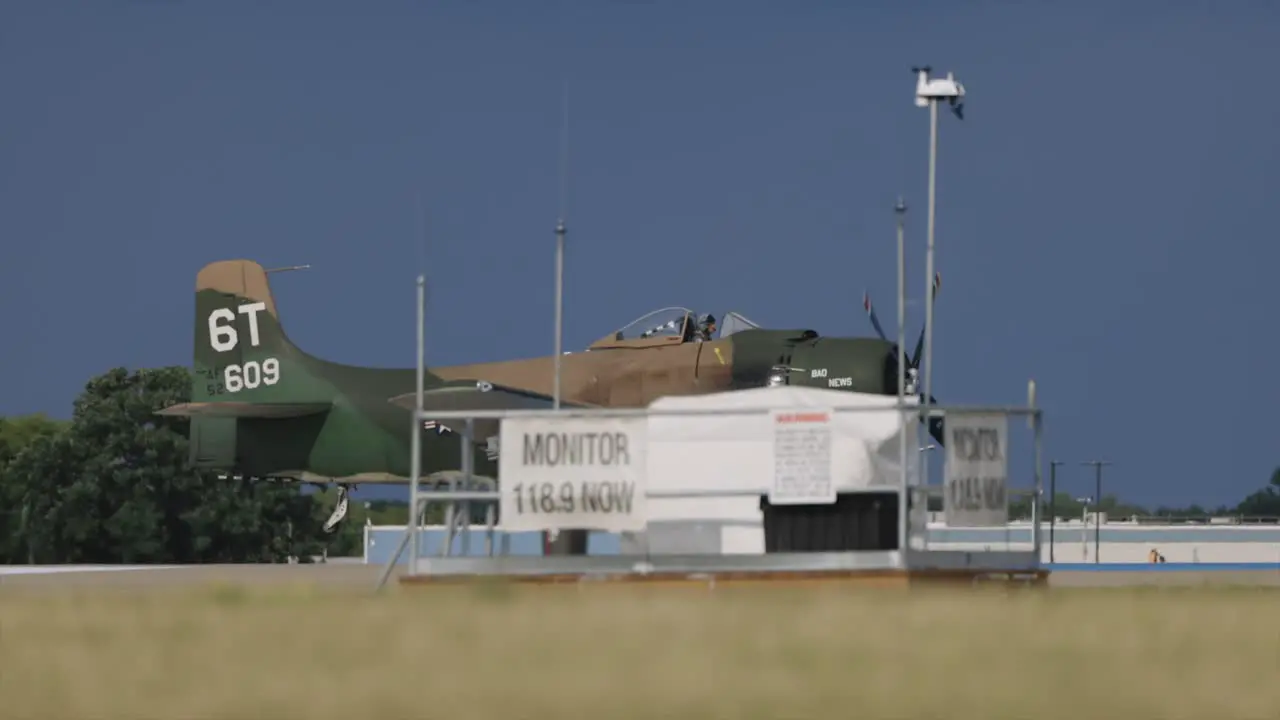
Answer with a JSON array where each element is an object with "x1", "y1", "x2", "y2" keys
[{"x1": 786, "y1": 337, "x2": 898, "y2": 394}]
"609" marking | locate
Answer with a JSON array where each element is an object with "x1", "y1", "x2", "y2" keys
[{"x1": 224, "y1": 357, "x2": 280, "y2": 393}]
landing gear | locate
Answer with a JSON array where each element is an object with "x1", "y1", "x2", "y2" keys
[
  {"x1": 217, "y1": 474, "x2": 357, "y2": 536},
  {"x1": 323, "y1": 484, "x2": 353, "y2": 534}
]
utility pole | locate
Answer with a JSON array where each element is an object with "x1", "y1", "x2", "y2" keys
[
  {"x1": 1048, "y1": 460, "x2": 1065, "y2": 562},
  {"x1": 1081, "y1": 460, "x2": 1112, "y2": 564}
]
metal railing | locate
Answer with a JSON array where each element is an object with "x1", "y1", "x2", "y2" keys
[
  {"x1": 372, "y1": 276, "x2": 1046, "y2": 589},
  {"x1": 371, "y1": 402, "x2": 1043, "y2": 589}
]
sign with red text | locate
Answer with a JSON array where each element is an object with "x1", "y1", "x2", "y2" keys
[{"x1": 768, "y1": 408, "x2": 836, "y2": 505}]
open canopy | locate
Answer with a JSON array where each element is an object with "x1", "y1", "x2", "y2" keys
[{"x1": 588, "y1": 306, "x2": 765, "y2": 349}]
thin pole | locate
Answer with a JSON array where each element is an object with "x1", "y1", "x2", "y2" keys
[
  {"x1": 896, "y1": 197, "x2": 907, "y2": 409},
  {"x1": 1096, "y1": 463, "x2": 1101, "y2": 564},
  {"x1": 895, "y1": 197, "x2": 908, "y2": 551},
  {"x1": 1049, "y1": 460, "x2": 1064, "y2": 563},
  {"x1": 1082, "y1": 460, "x2": 1111, "y2": 564},
  {"x1": 553, "y1": 81, "x2": 569, "y2": 410},
  {"x1": 1081, "y1": 503, "x2": 1088, "y2": 560},
  {"x1": 553, "y1": 220, "x2": 565, "y2": 408},
  {"x1": 548, "y1": 82, "x2": 585, "y2": 556},
  {"x1": 921, "y1": 97, "x2": 940, "y2": 491},
  {"x1": 547, "y1": 180, "x2": 572, "y2": 556},
  {"x1": 409, "y1": 274, "x2": 426, "y2": 575},
  {"x1": 1032, "y1": 415, "x2": 1043, "y2": 563},
  {"x1": 460, "y1": 418, "x2": 474, "y2": 556}
]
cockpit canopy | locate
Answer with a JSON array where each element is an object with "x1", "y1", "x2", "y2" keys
[{"x1": 588, "y1": 306, "x2": 764, "y2": 350}]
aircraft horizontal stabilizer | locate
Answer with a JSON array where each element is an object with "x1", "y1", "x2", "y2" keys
[
  {"x1": 388, "y1": 380, "x2": 593, "y2": 441},
  {"x1": 387, "y1": 380, "x2": 591, "y2": 415},
  {"x1": 155, "y1": 401, "x2": 332, "y2": 419}
]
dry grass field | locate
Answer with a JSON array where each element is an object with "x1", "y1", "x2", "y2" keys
[{"x1": 2, "y1": 579, "x2": 1278, "y2": 719}]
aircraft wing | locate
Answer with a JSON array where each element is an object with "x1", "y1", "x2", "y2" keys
[
  {"x1": 387, "y1": 380, "x2": 592, "y2": 439},
  {"x1": 155, "y1": 402, "x2": 332, "y2": 418}
]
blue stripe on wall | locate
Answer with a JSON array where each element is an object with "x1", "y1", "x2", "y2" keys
[{"x1": 366, "y1": 528, "x2": 622, "y2": 565}]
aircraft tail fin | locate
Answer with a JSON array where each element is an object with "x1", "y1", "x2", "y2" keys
[
  {"x1": 188, "y1": 260, "x2": 314, "y2": 403},
  {"x1": 157, "y1": 260, "x2": 337, "y2": 473}
]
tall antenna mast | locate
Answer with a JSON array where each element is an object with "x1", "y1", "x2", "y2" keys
[
  {"x1": 552, "y1": 80, "x2": 569, "y2": 410},
  {"x1": 546, "y1": 79, "x2": 591, "y2": 558}
]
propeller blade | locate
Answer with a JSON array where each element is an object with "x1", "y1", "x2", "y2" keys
[
  {"x1": 924, "y1": 393, "x2": 945, "y2": 446},
  {"x1": 909, "y1": 326, "x2": 926, "y2": 370},
  {"x1": 862, "y1": 291, "x2": 889, "y2": 342}
]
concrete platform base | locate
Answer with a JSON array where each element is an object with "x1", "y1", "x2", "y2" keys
[{"x1": 398, "y1": 567, "x2": 1052, "y2": 589}]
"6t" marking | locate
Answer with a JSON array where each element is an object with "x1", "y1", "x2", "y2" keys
[{"x1": 208, "y1": 302, "x2": 267, "y2": 353}]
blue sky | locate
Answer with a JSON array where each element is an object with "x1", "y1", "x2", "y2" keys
[{"x1": 1, "y1": 2, "x2": 1275, "y2": 508}]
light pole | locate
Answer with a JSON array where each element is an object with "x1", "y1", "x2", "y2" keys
[
  {"x1": 1081, "y1": 460, "x2": 1111, "y2": 564},
  {"x1": 1049, "y1": 460, "x2": 1066, "y2": 562},
  {"x1": 911, "y1": 65, "x2": 964, "y2": 489}
]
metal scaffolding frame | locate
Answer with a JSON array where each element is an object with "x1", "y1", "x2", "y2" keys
[{"x1": 372, "y1": 277, "x2": 1045, "y2": 590}]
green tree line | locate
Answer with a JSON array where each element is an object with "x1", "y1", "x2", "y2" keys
[
  {"x1": 985, "y1": 470, "x2": 1280, "y2": 521},
  {"x1": 3, "y1": 365, "x2": 1278, "y2": 564},
  {"x1": 1005, "y1": 486, "x2": 1280, "y2": 522},
  {"x1": 923, "y1": 473, "x2": 1280, "y2": 520},
  {"x1": 1005, "y1": 467, "x2": 1280, "y2": 521},
  {"x1": 0, "y1": 367, "x2": 371, "y2": 564}
]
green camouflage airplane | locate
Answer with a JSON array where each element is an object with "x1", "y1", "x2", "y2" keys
[{"x1": 156, "y1": 259, "x2": 943, "y2": 532}]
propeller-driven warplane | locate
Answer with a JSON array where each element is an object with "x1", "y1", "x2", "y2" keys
[{"x1": 157, "y1": 259, "x2": 944, "y2": 532}]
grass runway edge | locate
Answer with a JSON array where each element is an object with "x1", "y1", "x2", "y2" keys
[{"x1": 2, "y1": 570, "x2": 1278, "y2": 720}]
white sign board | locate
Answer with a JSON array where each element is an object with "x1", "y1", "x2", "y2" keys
[
  {"x1": 498, "y1": 415, "x2": 648, "y2": 533},
  {"x1": 943, "y1": 412, "x2": 1009, "y2": 527},
  {"x1": 768, "y1": 408, "x2": 836, "y2": 505}
]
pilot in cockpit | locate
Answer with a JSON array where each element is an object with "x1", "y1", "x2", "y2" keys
[{"x1": 696, "y1": 313, "x2": 717, "y2": 341}]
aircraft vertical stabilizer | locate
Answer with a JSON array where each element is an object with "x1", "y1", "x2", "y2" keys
[{"x1": 158, "y1": 259, "x2": 333, "y2": 418}]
